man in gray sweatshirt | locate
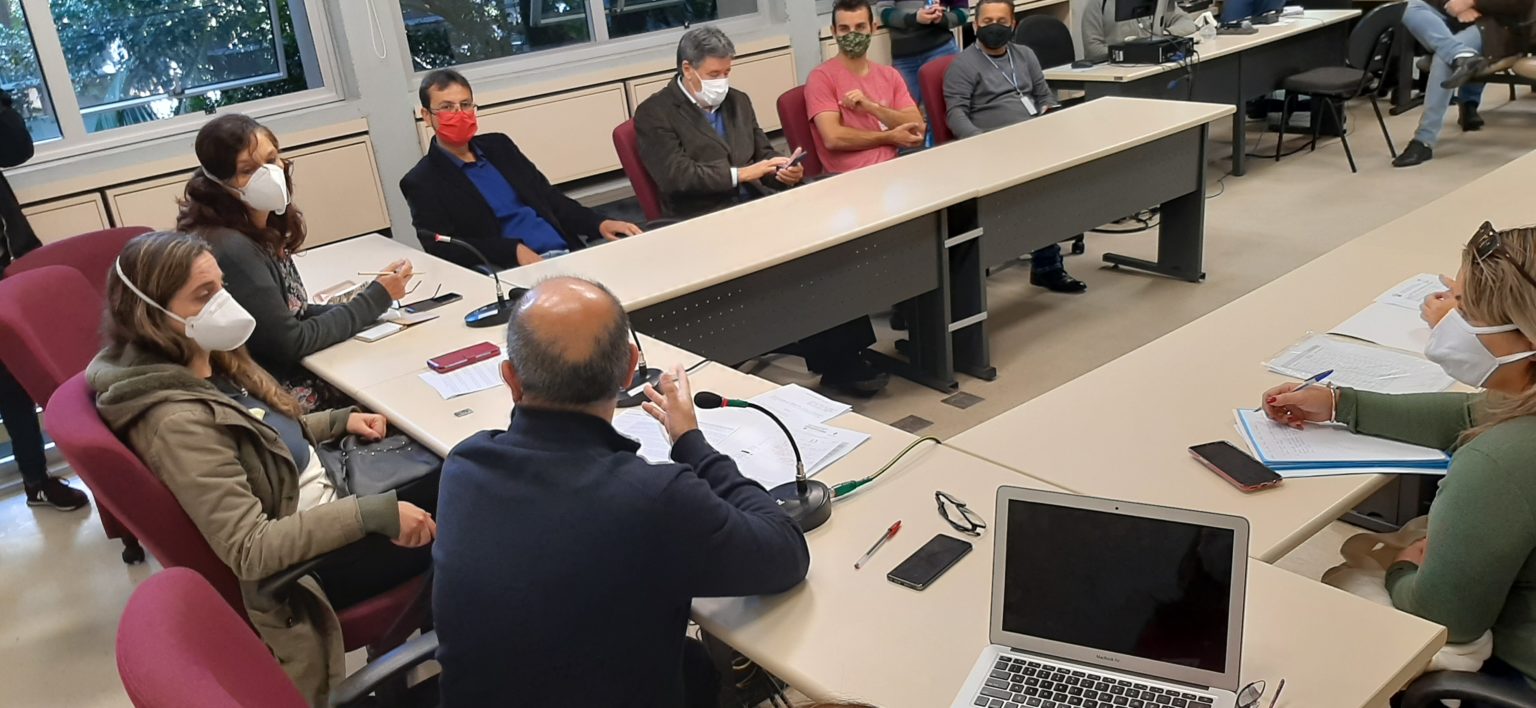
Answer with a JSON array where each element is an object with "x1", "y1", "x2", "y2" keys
[
  {"x1": 942, "y1": 0, "x2": 1083, "y2": 293},
  {"x1": 1081, "y1": 0, "x2": 1198, "y2": 63}
]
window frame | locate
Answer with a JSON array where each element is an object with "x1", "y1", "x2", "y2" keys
[{"x1": 17, "y1": 0, "x2": 344, "y2": 163}]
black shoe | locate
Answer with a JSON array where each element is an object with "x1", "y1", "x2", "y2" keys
[
  {"x1": 1392, "y1": 140, "x2": 1433, "y2": 168},
  {"x1": 1459, "y1": 101, "x2": 1484, "y2": 131},
  {"x1": 1030, "y1": 268, "x2": 1087, "y2": 294},
  {"x1": 1442, "y1": 55, "x2": 1488, "y2": 89},
  {"x1": 819, "y1": 352, "x2": 890, "y2": 397},
  {"x1": 25, "y1": 477, "x2": 89, "y2": 511}
]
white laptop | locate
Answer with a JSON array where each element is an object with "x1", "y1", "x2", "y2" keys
[{"x1": 951, "y1": 487, "x2": 1251, "y2": 708}]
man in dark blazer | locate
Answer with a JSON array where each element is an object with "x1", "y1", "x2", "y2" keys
[
  {"x1": 400, "y1": 69, "x2": 642, "y2": 270},
  {"x1": 433, "y1": 277, "x2": 810, "y2": 707},
  {"x1": 634, "y1": 26, "x2": 804, "y2": 220}
]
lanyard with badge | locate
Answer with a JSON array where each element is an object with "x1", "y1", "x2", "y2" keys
[{"x1": 984, "y1": 49, "x2": 1038, "y2": 116}]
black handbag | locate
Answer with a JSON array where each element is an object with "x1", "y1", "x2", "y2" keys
[{"x1": 317, "y1": 431, "x2": 442, "y2": 498}]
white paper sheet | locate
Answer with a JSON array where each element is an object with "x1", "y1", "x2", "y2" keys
[
  {"x1": 1234, "y1": 409, "x2": 1448, "y2": 467},
  {"x1": 1268, "y1": 335, "x2": 1453, "y2": 394},
  {"x1": 749, "y1": 384, "x2": 851, "y2": 428},
  {"x1": 1330, "y1": 301, "x2": 1433, "y2": 354},
  {"x1": 1274, "y1": 465, "x2": 1448, "y2": 479},
  {"x1": 1375, "y1": 273, "x2": 1446, "y2": 310},
  {"x1": 418, "y1": 356, "x2": 506, "y2": 399}
]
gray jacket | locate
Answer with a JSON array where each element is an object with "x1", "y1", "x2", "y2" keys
[
  {"x1": 1080, "y1": 0, "x2": 1197, "y2": 63},
  {"x1": 944, "y1": 43, "x2": 1058, "y2": 139}
]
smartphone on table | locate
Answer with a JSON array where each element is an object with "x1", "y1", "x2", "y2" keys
[
  {"x1": 402, "y1": 291, "x2": 462, "y2": 313},
  {"x1": 888, "y1": 534, "x2": 973, "y2": 590},
  {"x1": 1189, "y1": 441, "x2": 1283, "y2": 493},
  {"x1": 427, "y1": 342, "x2": 500, "y2": 373}
]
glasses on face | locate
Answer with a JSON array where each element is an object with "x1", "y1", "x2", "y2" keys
[
  {"x1": 936, "y1": 490, "x2": 987, "y2": 537},
  {"x1": 430, "y1": 102, "x2": 477, "y2": 115},
  {"x1": 1470, "y1": 220, "x2": 1536, "y2": 291},
  {"x1": 1235, "y1": 680, "x2": 1266, "y2": 708}
]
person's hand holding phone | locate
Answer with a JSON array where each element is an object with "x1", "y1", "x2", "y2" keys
[
  {"x1": 742, "y1": 157, "x2": 791, "y2": 182},
  {"x1": 776, "y1": 162, "x2": 806, "y2": 186},
  {"x1": 917, "y1": 4, "x2": 945, "y2": 23},
  {"x1": 1261, "y1": 382, "x2": 1335, "y2": 429}
]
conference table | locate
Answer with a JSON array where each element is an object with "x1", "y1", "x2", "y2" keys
[
  {"x1": 1044, "y1": 10, "x2": 1361, "y2": 176},
  {"x1": 296, "y1": 233, "x2": 1445, "y2": 708},
  {"x1": 948, "y1": 128, "x2": 1536, "y2": 563},
  {"x1": 503, "y1": 97, "x2": 1232, "y2": 391}
]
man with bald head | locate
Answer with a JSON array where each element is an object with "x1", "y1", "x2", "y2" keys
[{"x1": 432, "y1": 277, "x2": 811, "y2": 708}]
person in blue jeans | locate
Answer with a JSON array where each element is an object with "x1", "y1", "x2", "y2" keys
[
  {"x1": 877, "y1": 0, "x2": 965, "y2": 143},
  {"x1": 1394, "y1": 0, "x2": 1487, "y2": 167}
]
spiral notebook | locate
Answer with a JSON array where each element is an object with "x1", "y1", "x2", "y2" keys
[{"x1": 1233, "y1": 409, "x2": 1450, "y2": 470}]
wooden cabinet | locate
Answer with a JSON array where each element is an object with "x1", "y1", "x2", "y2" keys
[
  {"x1": 625, "y1": 50, "x2": 796, "y2": 132},
  {"x1": 21, "y1": 194, "x2": 110, "y2": 244},
  {"x1": 475, "y1": 85, "x2": 630, "y2": 184}
]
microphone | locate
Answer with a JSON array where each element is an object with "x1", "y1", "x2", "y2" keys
[
  {"x1": 616, "y1": 329, "x2": 662, "y2": 408},
  {"x1": 433, "y1": 235, "x2": 525, "y2": 328},
  {"x1": 693, "y1": 390, "x2": 831, "y2": 533}
]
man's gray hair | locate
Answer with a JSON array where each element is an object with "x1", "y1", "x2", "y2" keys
[
  {"x1": 677, "y1": 26, "x2": 735, "y2": 71},
  {"x1": 504, "y1": 278, "x2": 633, "y2": 407}
]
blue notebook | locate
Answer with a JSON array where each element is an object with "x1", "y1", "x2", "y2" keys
[{"x1": 1234, "y1": 409, "x2": 1450, "y2": 470}]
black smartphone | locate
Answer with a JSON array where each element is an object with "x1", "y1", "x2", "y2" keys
[
  {"x1": 402, "y1": 292, "x2": 462, "y2": 313},
  {"x1": 1190, "y1": 441, "x2": 1283, "y2": 493},
  {"x1": 888, "y1": 534, "x2": 973, "y2": 591}
]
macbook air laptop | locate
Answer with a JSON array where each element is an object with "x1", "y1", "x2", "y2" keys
[{"x1": 951, "y1": 487, "x2": 1250, "y2": 708}]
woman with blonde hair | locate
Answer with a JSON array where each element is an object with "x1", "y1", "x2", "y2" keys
[
  {"x1": 1261, "y1": 221, "x2": 1536, "y2": 689},
  {"x1": 86, "y1": 231, "x2": 436, "y2": 704}
]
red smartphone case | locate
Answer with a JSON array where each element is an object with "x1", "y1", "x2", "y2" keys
[{"x1": 428, "y1": 342, "x2": 499, "y2": 373}]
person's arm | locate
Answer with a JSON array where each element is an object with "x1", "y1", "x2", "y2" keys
[
  {"x1": 862, "y1": 97, "x2": 924, "y2": 133},
  {"x1": 813, "y1": 111, "x2": 908, "y2": 150},
  {"x1": 1162, "y1": 0, "x2": 1198, "y2": 36},
  {"x1": 662, "y1": 429, "x2": 811, "y2": 596},
  {"x1": 1387, "y1": 446, "x2": 1536, "y2": 643},
  {"x1": 1022, "y1": 47, "x2": 1060, "y2": 110},
  {"x1": 1336, "y1": 389, "x2": 1483, "y2": 451},
  {"x1": 215, "y1": 236, "x2": 391, "y2": 369},
  {"x1": 943, "y1": 57, "x2": 985, "y2": 139},
  {"x1": 635, "y1": 102, "x2": 735, "y2": 198},
  {"x1": 399, "y1": 172, "x2": 526, "y2": 270},
  {"x1": 0, "y1": 103, "x2": 35, "y2": 169},
  {"x1": 147, "y1": 410, "x2": 399, "y2": 581},
  {"x1": 300, "y1": 407, "x2": 355, "y2": 444},
  {"x1": 493, "y1": 135, "x2": 605, "y2": 241},
  {"x1": 749, "y1": 113, "x2": 796, "y2": 192},
  {"x1": 1082, "y1": 0, "x2": 1112, "y2": 63}
]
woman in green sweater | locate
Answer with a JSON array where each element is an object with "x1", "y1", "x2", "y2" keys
[{"x1": 1263, "y1": 221, "x2": 1536, "y2": 688}]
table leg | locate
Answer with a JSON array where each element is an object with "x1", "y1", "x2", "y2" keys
[
  {"x1": 1231, "y1": 109, "x2": 1247, "y2": 177},
  {"x1": 1102, "y1": 125, "x2": 1209, "y2": 283}
]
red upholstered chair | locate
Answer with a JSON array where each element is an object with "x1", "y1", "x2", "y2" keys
[
  {"x1": 118, "y1": 568, "x2": 440, "y2": 708},
  {"x1": 4, "y1": 226, "x2": 152, "y2": 294},
  {"x1": 775, "y1": 85, "x2": 827, "y2": 179},
  {"x1": 920, "y1": 54, "x2": 959, "y2": 145},
  {"x1": 613, "y1": 119, "x2": 665, "y2": 223},
  {"x1": 49, "y1": 374, "x2": 429, "y2": 653},
  {"x1": 0, "y1": 265, "x2": 143, "y2": 562}
]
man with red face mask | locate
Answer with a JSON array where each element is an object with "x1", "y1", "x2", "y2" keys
[{"x1": 401, "y1": 70, "x2": 643, "y2": 269}]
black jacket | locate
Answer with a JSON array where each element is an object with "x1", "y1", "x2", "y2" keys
[
  {"x1": 200, "y1": 225, "x2": 391, "y2": 381},
  {"x1": 634, "y1": 78, "x2": 791, "y2": 220},
  {"x1": 399, "y1": 134, "x2": 605, "y2": 270},
  {"x1": 432, "y1": 407, "x2": 810, "y2": 707},
  {"x1": 0, "y1": 103, "x2": 39, "y2": 276}
]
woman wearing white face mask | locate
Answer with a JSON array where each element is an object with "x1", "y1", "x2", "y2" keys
[
  {"x1": 86, "y1": 232, "x2": 436, "y2": 705},
  {"x1": 1262, "y1": 221, "x2": 1536, "y2": 691},
  {"x1": 180, "y1": 113, "x2": 415, "y2": 410}
]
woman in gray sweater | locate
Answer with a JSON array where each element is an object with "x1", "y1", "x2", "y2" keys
[{"x1": 177, "y1": 114, "x2": 414, "y2": 409}]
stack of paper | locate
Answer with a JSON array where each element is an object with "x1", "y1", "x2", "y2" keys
[
  {"x1": 1233, "y1": 409, "x2": 1448, "y2": 477},
  {"x1": 1268, "y1": 334, "x2": 1454, "y2": 394},
  {"x1": 612, "y1": 385, "x2": 869, "y2": 490},
  {"x1": 1329, "y1": 274, "x2": 1441, "y2": 353},
  {"x1": 418, "y1": 356, "x2": 507, "y2": 399}
]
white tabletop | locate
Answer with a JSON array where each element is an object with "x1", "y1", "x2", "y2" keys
[
  {"x1": 950, "y1": 144, "x2": 1536, "y2": 563},
  {"x1": 1044, "y1": 10, "x2": 1362, "y2": 84}
]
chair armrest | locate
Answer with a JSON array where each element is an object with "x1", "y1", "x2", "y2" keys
[
  {"x1": 255, "y1": 556, "x2": 326, "y2": 604},
  {"x1": 1402, "y1": 670, "x2": 1536, "y2": 708},
  {"x1": 641, "y1": 218, "x2": 683, "y2": 230},
  {"x1": 329, "y1": 631, "x2": 439, "y2": 708}
]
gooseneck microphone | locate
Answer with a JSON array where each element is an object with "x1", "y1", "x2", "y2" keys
[
  {"x1": 693, "y1": 391, "x2": 831, "y2": 532},
  {"x1": 433, "y1": 235, "x2": 524, "y2": 328},
  {"x1": 617, "y1": 329, "x2": 662, "y2": 408}
]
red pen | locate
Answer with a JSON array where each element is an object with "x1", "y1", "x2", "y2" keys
[{"x1": 854, "y1": 520, "x2": 902, "y2": 569}]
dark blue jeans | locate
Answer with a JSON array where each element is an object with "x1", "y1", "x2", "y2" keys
[
  {"x1": 1032, "y1": 244, "x2": 1065, "y2": 274},
  {"x1": 0, "y1": 359, "x2": 46, "y2": 488}
]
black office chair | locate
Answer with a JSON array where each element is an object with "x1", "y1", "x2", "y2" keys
[
  {"x1": 1013, "y1": 15, "x2": 1076, "y2": 69},
  {"x1": 1402, "y1": 671, "x2": 1536, "y2": 707},
  {"x1": 1275, "y1": 1, "x2": 1403, "y2": 172}
]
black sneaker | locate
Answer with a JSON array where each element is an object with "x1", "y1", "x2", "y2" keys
[
  {"x1": 1392, "y1": 140, "x2": 1433, "y2": 168},
  {"x1": 1030, "y1": 268, "x2": 1088, "y2": 294},
  {"x1": 1459, "y1": 101, "x2": 1484, "y2": 131},
  {"x1": 819, "y1": 352, "x2": 890, "y2": 397},
  {"x1": 1442, "y1": 55, "x2": 1488, "y2": 89},
  {"x1": 25, "y1": 477, "x2": 89, "y2": 511}
]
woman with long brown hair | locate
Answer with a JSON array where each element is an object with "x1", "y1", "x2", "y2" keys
[
  {"x1": 179, "y1": 113, "x2": 413, "y2": 409},
  {"x1": 1261, "y1": 221, "x2": 1536, "y2": 691},
  {"x1": 87, "y1": 231, "x2": 436, "y2": 704}
]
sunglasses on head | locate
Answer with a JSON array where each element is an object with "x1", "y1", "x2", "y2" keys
[{"x1": 1470, "y1": 221, "x2": 1536, "y2": 291}]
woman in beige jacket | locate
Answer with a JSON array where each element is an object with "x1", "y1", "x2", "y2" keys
[{"x1": 87, "y1": 231, "x2": 436, "y2": 705}]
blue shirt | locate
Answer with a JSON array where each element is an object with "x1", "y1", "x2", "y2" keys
[{"x1": 440, "y1": 144, "x2": 567, "y2": 254}]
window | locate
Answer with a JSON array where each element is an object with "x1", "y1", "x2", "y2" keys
[
  {"x1": 400, "y1": 0, "x2": 592, "y2": 69},
  {"x1": 604, "y1": 0, "x2": 756, "y2": 40},
  {"x1": 0, "y1": 1, "x2": 60, "y2": 141}
]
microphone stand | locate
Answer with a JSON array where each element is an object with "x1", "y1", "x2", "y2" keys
[
  {"x1": 694, "y1": 392, "x2": 832, "y2": 533},
  {"x1": 617, "y1": 329, "x2": 662, "y2": 408},
  {"x1": 433, "y1": 235, "x2": 524, "y2": 328}
]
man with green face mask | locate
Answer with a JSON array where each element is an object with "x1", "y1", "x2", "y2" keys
[{"x1": 806, "y1": 0, "x2": 926, "y2": 174}]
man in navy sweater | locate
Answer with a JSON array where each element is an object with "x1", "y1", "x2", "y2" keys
[{"x1": 432, "y1": 277, "x2": 811, "y2": 707}]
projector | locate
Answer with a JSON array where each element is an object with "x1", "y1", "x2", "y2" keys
[{"x1": 1109, "y1": 36, "x2": 1195, "y2": 65}]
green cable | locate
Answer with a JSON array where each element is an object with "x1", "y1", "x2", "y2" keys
[{"x1": 830, "y1": 436, "x2": 942, "y2": 500}]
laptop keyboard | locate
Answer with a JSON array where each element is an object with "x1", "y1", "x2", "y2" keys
[{"x1": 971, "y1": 656, "x2": 1217, "y2": 708}]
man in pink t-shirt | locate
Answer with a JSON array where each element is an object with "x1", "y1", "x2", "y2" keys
[{"x1": 805, "y1": 0, "x2": 925, "y2": 174}]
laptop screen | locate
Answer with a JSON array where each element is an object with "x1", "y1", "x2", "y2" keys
[{"x1": 1000, "y1": 499, "x2": 1236, "y2": 673}]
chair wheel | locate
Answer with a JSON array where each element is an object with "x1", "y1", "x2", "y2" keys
[
  {"x1": 1072, "y1": 241, "x2": 1086, "y2": 255},
  {"x1": 122, "y1": 543, "x2": 146, "y2": 564}
]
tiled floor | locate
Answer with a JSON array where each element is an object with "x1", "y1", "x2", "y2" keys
[{"x1": 4, "y1": 90, "x2": 1533, "y2": 705}]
